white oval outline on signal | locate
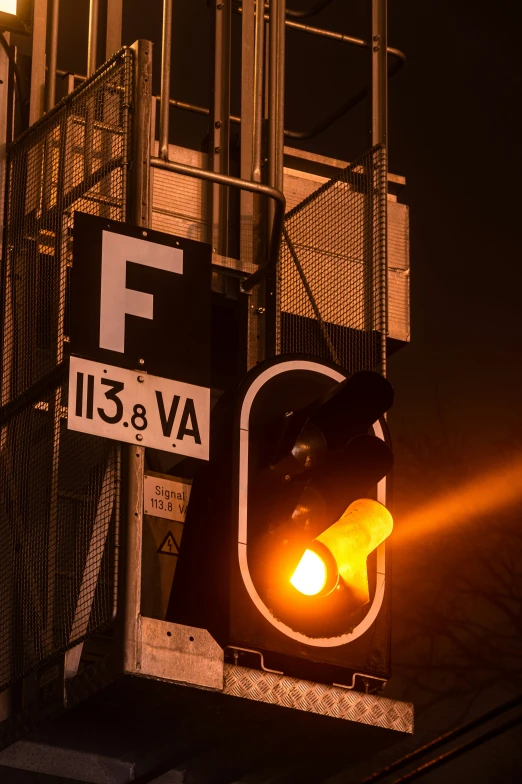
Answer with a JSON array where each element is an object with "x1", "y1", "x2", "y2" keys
[{"x1": 237, "y1": 359, "x2": 387, "y2": 648}]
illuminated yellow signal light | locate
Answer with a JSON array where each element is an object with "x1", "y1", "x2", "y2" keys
[
  {"x1": 290, "y1": 499, "x2": 393, "y2": 607},
  {"x1": 290, "y1": 549, "x2": 328, "y2": 596}
]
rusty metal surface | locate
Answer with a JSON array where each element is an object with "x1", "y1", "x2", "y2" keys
[{"x1": 223, "y1": 663, "x2": 413, "y2": 733}]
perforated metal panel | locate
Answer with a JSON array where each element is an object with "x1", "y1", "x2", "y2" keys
[
  {"x1": 278, "y1": 145, "x2": 388, "y2": 373},
  {"x1": 0, "y1": 49, "x2": 133, "y2": 694}
]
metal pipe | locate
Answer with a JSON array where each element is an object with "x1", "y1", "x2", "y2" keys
[
  {"x1": 268, "y1": 0, "x2": 285, "y2": 220},
  {"x1": 240, "y1": 1, "x2": 266, "y2": 365},
  {"x1": 372, "y1": 0, "x2": 388, "y2": 146},
  {"x1": 45, "y1": 0, "x2": 59, "y2": 112},
  {"x1": 29, "y1": 0, "x2": 48, "y2": 125},
  {"x1": 150, "y1": 156, "x2": 285, "y2": 291},
  {"x1": 121, "y1": 40, "x2": 153, "y2": 676},
  {"x1": 252, "y1": 0, "x2": 265, "y2": 183},
  {"x1": 61, "y1": 71, "x2": 75, "y2": 96},
  {"x1": 371, "y1": 0, "x2": 388, "y2": 378},
  {"x1": 87, "y1": 0, "x2": 99, "y2": 77},
  {"x1": 234, "y1": 4, "x2": 406, "y2": 62},
  {"x1": 210, "y1": 0, "x2": 232, "y2": 255},
  {"x1": 159, "y1": 0, "x2": 173, "y2": 160},
  {"x1": 105, "y1": 0, "x2": 123, "y2": 60},
  {"x1": 151, "y1": 54, "x2": 402, "y2": 142}
]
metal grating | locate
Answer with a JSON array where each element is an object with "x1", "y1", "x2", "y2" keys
[
  {"x1": 0, "y1": 49, "x2": 133, "y2": 695},
  {"x1": 278, "y1": 145, "x2": 388, "y2": 373}
]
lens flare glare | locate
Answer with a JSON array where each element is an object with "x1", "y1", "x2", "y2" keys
[{"x1": 290, "y1": 549, "x2": 327, "y2": 596}]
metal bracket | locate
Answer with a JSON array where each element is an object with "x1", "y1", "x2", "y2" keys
[
  {"x1": 226, "y1": 645, "x2": 283, "y2": 674},
  {"x1": 138, "y1": 618, "x2": 224, "y2": 691}
]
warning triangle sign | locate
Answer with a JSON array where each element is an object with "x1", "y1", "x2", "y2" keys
[{"x1": 158, "y1": 531, "x2": 179, "y2": 556}]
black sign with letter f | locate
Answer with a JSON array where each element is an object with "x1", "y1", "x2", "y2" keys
[{"x1": 69, "y1": 212, "x2": 211, "y2": 387}]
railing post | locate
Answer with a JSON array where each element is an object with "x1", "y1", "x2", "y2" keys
[
  {"x1": 371, "y1": 0, "x2": 388, "y2": 147},
  {"x1": 121, "y1": 40, "x2": 153, "y2": 675},
  {"x1": 371, "y1": 0, "x2": 388, "y2": 376},
  {"x1": 210, "y1": 0, "x2": 232, "y2": 256},
  {"x1": 159, "y1": 0, "x2": 172, "y2": 160},
  {"x1": 29, "y1": 0, "x2": 48, "y2": 125},
  {"x1": 105, "y1": 0, "x2": 123, "y2": 60}
]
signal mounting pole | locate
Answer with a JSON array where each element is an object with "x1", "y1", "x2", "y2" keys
[
  {"x1": 372, "y1": 0, "x2": 388, "y2": 147},
  {"x1": 372, "y1": 0, "x2": 389, "y2": 377},
  {"x1": 121, "y1": 39, "x2": 153, "y2": 676}
]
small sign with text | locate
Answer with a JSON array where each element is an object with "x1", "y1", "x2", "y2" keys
[{"x1": 143, "y1": 473, "x2": 191, "y2": 522}]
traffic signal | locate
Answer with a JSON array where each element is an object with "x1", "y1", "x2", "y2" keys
[{"x1": 167, "y1": 356, "x2": 394, "y2": 686}]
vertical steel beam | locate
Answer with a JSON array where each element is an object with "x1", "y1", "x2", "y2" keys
[
  {"x1": 61, "y1": 71, "x2": 75, "y2": 97},
  {"x1": 121, "y1": 40, "x2": 153, "y2": 674},
  {"x1": 240, "y1": 0, "x2": 264, "y2": 263},
  {"x1": 45, "y1": 0, "x2": 60, "y2": 112},
  {"x1": 371, "y1": 0, "x2": 387, "y2": 147},
  {"x1": 0, "y1": 35, "x2": 11, "y2": 718},
  {"x1": 159, "y1": 0, "x2": 173, "y2": 160},
  {"x1": 29, "y1": 0, "x2": 48, "y2": 125},
  {"x1": 131, "y1": 41, "x2": 153, "y2": 226},
  {"x1": 87, "y1": 0, "x2": 100, "y2": 77},
  {"x1": 268, "y1": 0, "x2": 285, "y2": 215},
  {"x1": 0, "y1": 33, "x2": 10, "y2": 257},
  {"x1": 105, "y1": 0, "x2": 123, "y2": 60},
  {"x1": 265, "y1": 0, "x2": 285, "y2": 357},
  {"x1": 371, "y1": 0, "x2": 388, "y2": 376},
  {"x1": 210, "y1": 0, "x2": 232, "y2": 255},
  {"x1": 242, "y1": 0, "x2": 267, "y2": 367}
]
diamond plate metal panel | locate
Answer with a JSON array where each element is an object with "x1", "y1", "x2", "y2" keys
[{"x1": 223, "y1": 664, "x2": 413, "y2": 733}]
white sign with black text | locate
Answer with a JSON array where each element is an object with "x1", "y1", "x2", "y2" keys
[
  {"x1": 143, "y1": 474, "x2": 191, "y2": 522},
  {"x1": 67, "y1": 356, "x2": 210, "y2": 459}
]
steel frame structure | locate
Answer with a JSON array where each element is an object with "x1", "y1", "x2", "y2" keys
[{"x1": 0, "y1": 0, "x2": 409, "y2": 752}]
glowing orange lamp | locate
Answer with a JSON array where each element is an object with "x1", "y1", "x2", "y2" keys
[{"x1": 290, "y1": 498, "x2": 393, "y2": 607}]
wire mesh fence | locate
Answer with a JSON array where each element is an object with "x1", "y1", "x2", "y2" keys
[
  {"x1": 0, "y1": 49, "x2": 133, "y2": 694},
  {"x1": 1, "y1": 48, "x2": 133, "y2": 404},
  {"x1": 0, "y1": 375, "x2": 119, "y2": 693},
  {"x1": 278, "y1": 145, "x2": 388, "y2": 373}
]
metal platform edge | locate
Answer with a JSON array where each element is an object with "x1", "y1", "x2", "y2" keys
[{"x1": 222, "y1": 663, "x2": 414, "y2": 733}]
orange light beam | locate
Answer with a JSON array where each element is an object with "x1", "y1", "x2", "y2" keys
[{"x1": 394, "y1": 455, "x2": 522, "y2": 544}]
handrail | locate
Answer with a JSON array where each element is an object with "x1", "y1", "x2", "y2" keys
[
  {"x1": 152, "y1": 51, "x2": 398, "y2": 143},
  {"x1": 233, "y1": 2, "x2": 406, "y2": 63},
  {"x1": 149, "y1": 157, "x2": 285, "y2": 292},
  {"x1": 57, "y1": 18, "x2": 405, "y2": 145},
  {"x1": 285, "y1": 16, "x2": 405, "y2": 62}
]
